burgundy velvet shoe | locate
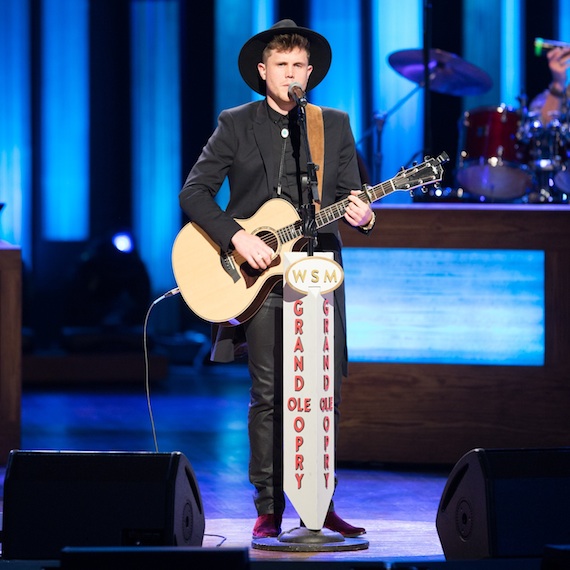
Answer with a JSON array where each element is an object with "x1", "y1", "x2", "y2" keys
[
  {"x1": 252, "y1": 513, "x2": 282, "y2": 538},
  {"x1": 323, "y1": 511, "x2": 366, "y2": 537}
]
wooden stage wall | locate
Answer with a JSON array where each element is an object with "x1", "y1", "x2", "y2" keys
[
  {"x1": 337, "y1": 204, "x2": 570, "y2": 465},
  {"x1": 0, "y1": 242, "x2": 22, "y2": 465}
]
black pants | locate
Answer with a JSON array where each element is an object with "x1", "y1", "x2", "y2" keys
[{"x1": 243, "y1": 286, "x2": 344, "y2": 516}]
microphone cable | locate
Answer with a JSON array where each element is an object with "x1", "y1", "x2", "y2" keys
[
  {"x1": 142, "y1": 287, "x2": 179, "y2": 453},
  {"x1": 143, "y1": 287, "x2": 229, "y2": 547}
]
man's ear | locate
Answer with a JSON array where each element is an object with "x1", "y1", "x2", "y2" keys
[{"x1": 257, "y1": 62, "x2": 266, "y2": 81}]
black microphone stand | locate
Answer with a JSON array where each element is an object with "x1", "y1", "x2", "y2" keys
[{"x1": 295, "y1": 103, "x2": 319, "y2": 257}]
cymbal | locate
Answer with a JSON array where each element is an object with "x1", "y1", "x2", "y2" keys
[{"x1": 388, "y1": 48, "x2": 493, "y2": 96}]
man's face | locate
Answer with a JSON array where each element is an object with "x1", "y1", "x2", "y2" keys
[{"x1": 257, "y1": 47, "x2": 313, "y2": 111}]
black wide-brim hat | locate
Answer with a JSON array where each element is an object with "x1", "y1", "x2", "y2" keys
[{"x1": 238, "y1": 19, "x2": 332, "y2": 95}]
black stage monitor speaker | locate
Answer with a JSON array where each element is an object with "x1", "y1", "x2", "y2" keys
[
  {"x1": 435, "y1": 447, "x2": 570, "y2": 560},
  {"x1": 1, "y1": 450, "x2": 205, "y2": 560}
]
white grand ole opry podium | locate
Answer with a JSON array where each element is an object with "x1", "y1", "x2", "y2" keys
[{"x1": 252, "y1": 251, "x2": 369, "y2": 552}]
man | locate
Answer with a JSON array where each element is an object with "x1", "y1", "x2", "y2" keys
[
  {"x1": 179, "y1": 20, "x2": 374, "y2": 539},
  {"x1": 531, "y1": 45, "x2": 570, "y2": 123}
]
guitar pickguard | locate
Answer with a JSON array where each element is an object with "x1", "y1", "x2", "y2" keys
[{"x1": 240, "y1": 255, "x2": 281, "y2": 289}]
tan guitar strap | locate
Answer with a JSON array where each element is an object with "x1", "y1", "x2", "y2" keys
[{"x1": 305, "y1": 103, "x2": 324, "y2": 211}]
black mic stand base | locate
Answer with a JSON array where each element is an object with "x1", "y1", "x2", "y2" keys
[{"x1": 252, "y1": 526, "x2": 369, "y2": 551}]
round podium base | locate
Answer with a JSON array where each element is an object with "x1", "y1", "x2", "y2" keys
[{"x1": 251, "y1": 526, "x2": 369, "y2": 552}]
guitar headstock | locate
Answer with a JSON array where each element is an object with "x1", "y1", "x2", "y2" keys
[{"x1": 393, "y1": 152, "x2": 449, "y2": 192}]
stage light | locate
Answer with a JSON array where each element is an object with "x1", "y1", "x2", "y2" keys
[{"x1": 111, "y1": 231, "x2": 134, "y2": 253}]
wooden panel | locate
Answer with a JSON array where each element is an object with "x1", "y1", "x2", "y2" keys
[
  {"x1": 0, "y1": 242, "x2": 22, "y2": 465},
  {"x1": 337, "y1": 205, "x2": 570, "y2": 465}
]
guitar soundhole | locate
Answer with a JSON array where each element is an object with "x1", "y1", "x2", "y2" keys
[
  {"x1": 256, "y1": 230, "x2": 279, "y2": 253},
  {"x1": 240, "y1": 229, "x2": 280, "y2": 286}
]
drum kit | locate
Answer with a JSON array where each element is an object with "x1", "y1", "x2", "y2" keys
[{"x1": 388, "y1": 48, "x2": 570, "y2": 203}]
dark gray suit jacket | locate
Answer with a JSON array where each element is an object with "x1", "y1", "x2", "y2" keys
[
  {"x1": 180, "y1": 100, "x2": 362, "y2": 250},
  {"x1": 179, "y1": 99, "x2": 365, "y2": 369}
]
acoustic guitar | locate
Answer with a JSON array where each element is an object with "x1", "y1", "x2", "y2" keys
[{"x1": 172, "y1": 153, "x2": 448, "y2": 325}]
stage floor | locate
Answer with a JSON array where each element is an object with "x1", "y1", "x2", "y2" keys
[{"x1": 0, "y1": 362, "x2": 543, "y2": 568}]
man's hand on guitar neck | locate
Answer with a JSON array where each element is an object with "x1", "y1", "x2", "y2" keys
[
  {"x1": 231, "y1": 229, "x2": 275, "y2": 270},
  {"x1": 344, "y1": 190, "x2": 375, "y2": 229}
]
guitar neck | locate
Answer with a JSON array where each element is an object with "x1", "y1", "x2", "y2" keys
[
  {"x1": 277, "y1": 179, "x2": 393, "y2": 244},
  {"x1": 315, "y1": 179, "x2": 394, "y2": 229},
  {"x1": 277, "y1": 153, "x2": 447, "y2": 245}
]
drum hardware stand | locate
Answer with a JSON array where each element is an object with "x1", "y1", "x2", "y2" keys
[
  {"x1": 357, "y1": 82, "x2": 428, "y2": 185},
  {"x1": 522, "y1": 90, "x2": 570, "y2": 203}
]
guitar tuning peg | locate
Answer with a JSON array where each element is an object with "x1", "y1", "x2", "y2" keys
[{"x1": 421, "y1": 186, "x2": 428, "y2": 194}]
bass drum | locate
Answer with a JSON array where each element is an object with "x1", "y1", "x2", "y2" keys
[{"x1": 457, "y1": 105, "x2": 531, "y2": 199}]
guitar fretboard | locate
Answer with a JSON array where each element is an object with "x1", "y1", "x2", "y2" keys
[{"x1": 276, "y1": 153, "x2": 447, "y2": 246}]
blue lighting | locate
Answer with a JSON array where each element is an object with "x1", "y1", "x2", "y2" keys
[
  {"x1": 500, "y1": 0, "x2": 523, "y2": 107},
  {"x1": 370, "y1": 0, "x2": 422, "y2": 193},
  {"x1": 309, "y1": 2, "x2": 362, "y2": 142},
  {"x1": 213, "y1": 0, "x2": 275, "y2": 209},
  {"x1": 41, "y1": 0, "x2": 89, "y2": 241},
  {"x1": 558, "y1": 0, "x2": 570, "y2": 42},
  {"x1": 131, "y1": 0, "x2": 181, "y2": 293},
  {"x1": 343, "y1": 248, "x2": 544, "y2": 366},
  {"x1": 463, "y1": 0, "x2": 523, "y2": 110},
  {"x1": 0, "y1": 0, "x2": 32, "y2": 261}
]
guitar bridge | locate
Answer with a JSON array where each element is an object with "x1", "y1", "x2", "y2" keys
[{"x1": 220, "y1": 251, "x2": 240, "y2": 283}]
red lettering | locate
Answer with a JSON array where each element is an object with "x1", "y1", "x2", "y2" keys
[
  {"x1": 295, "y1": 436, "x2": 304, "y2": 452},
  {"x1": 294, "y1": 300, "x2": 304, "y2": 316},
  {"x1": 294, "y1": 417, "x2": 305, "y2": 432},
  {"x1": 293, "y1": 335, "x2": 304, "y2": 352},
  {"x1": 323, "y1": 318, "x2": 329, "y2": 334},
  {"x1": 323, "y1": 453, "x2": 329, "y2": 470},
  {"x1": 288, "y1": 397, "x2": 312, "y2": 412},
  {"x1": 323, "y1": 374, "x2": 330, "y2": 391},
  {"x1": 324, "y1": 435, "x2": 330, "y2": 451},
  {"x1": 320, "y1": 397, "x2": 333, "y2": 412},
  {"x1": 295, "y1": 454, "x2": 304, "y2": 470},
  {"x1": 323, "y1": 354, "x2": 329, "y2": 370},
  {"x1": 295, "y1": 473, "x2": 304, "y2": 489},
  {"x1": 294, "y1": 355, "x2": 304, "y2": 372},
  {"x1": 295, "y1": 375, "x2": 304, "y2": 391},
  {"x1": 324, "y1": 472, "x2": 330, "y2": 488},
  {"x1": 322, "y1": 336, "x2": 329, "y2": 352},
  {"x1": 294, "y1": 318, "x2": 303, "y2": 335},
  {"x1": 323, "y1": 298, "x2": 330, "y2": 316},
  {"x1": 323, "y1": 416, "x2": 330, "y2": 432}
]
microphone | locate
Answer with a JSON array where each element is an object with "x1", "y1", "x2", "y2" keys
[
  {"x1": 288, "y1": 82, "x2": 308, "y2": 107},
  {"x1": 534, "y1": 37, "x2": 570, "y2": 56}
]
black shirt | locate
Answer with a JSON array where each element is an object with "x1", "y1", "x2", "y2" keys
[{"x1": 266, "y1": 103, "x2": 308, "y2": 208}]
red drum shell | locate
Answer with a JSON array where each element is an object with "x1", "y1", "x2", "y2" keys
[{"x1": 457, "y1": 106, "x2": 531, "y2": 199}]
